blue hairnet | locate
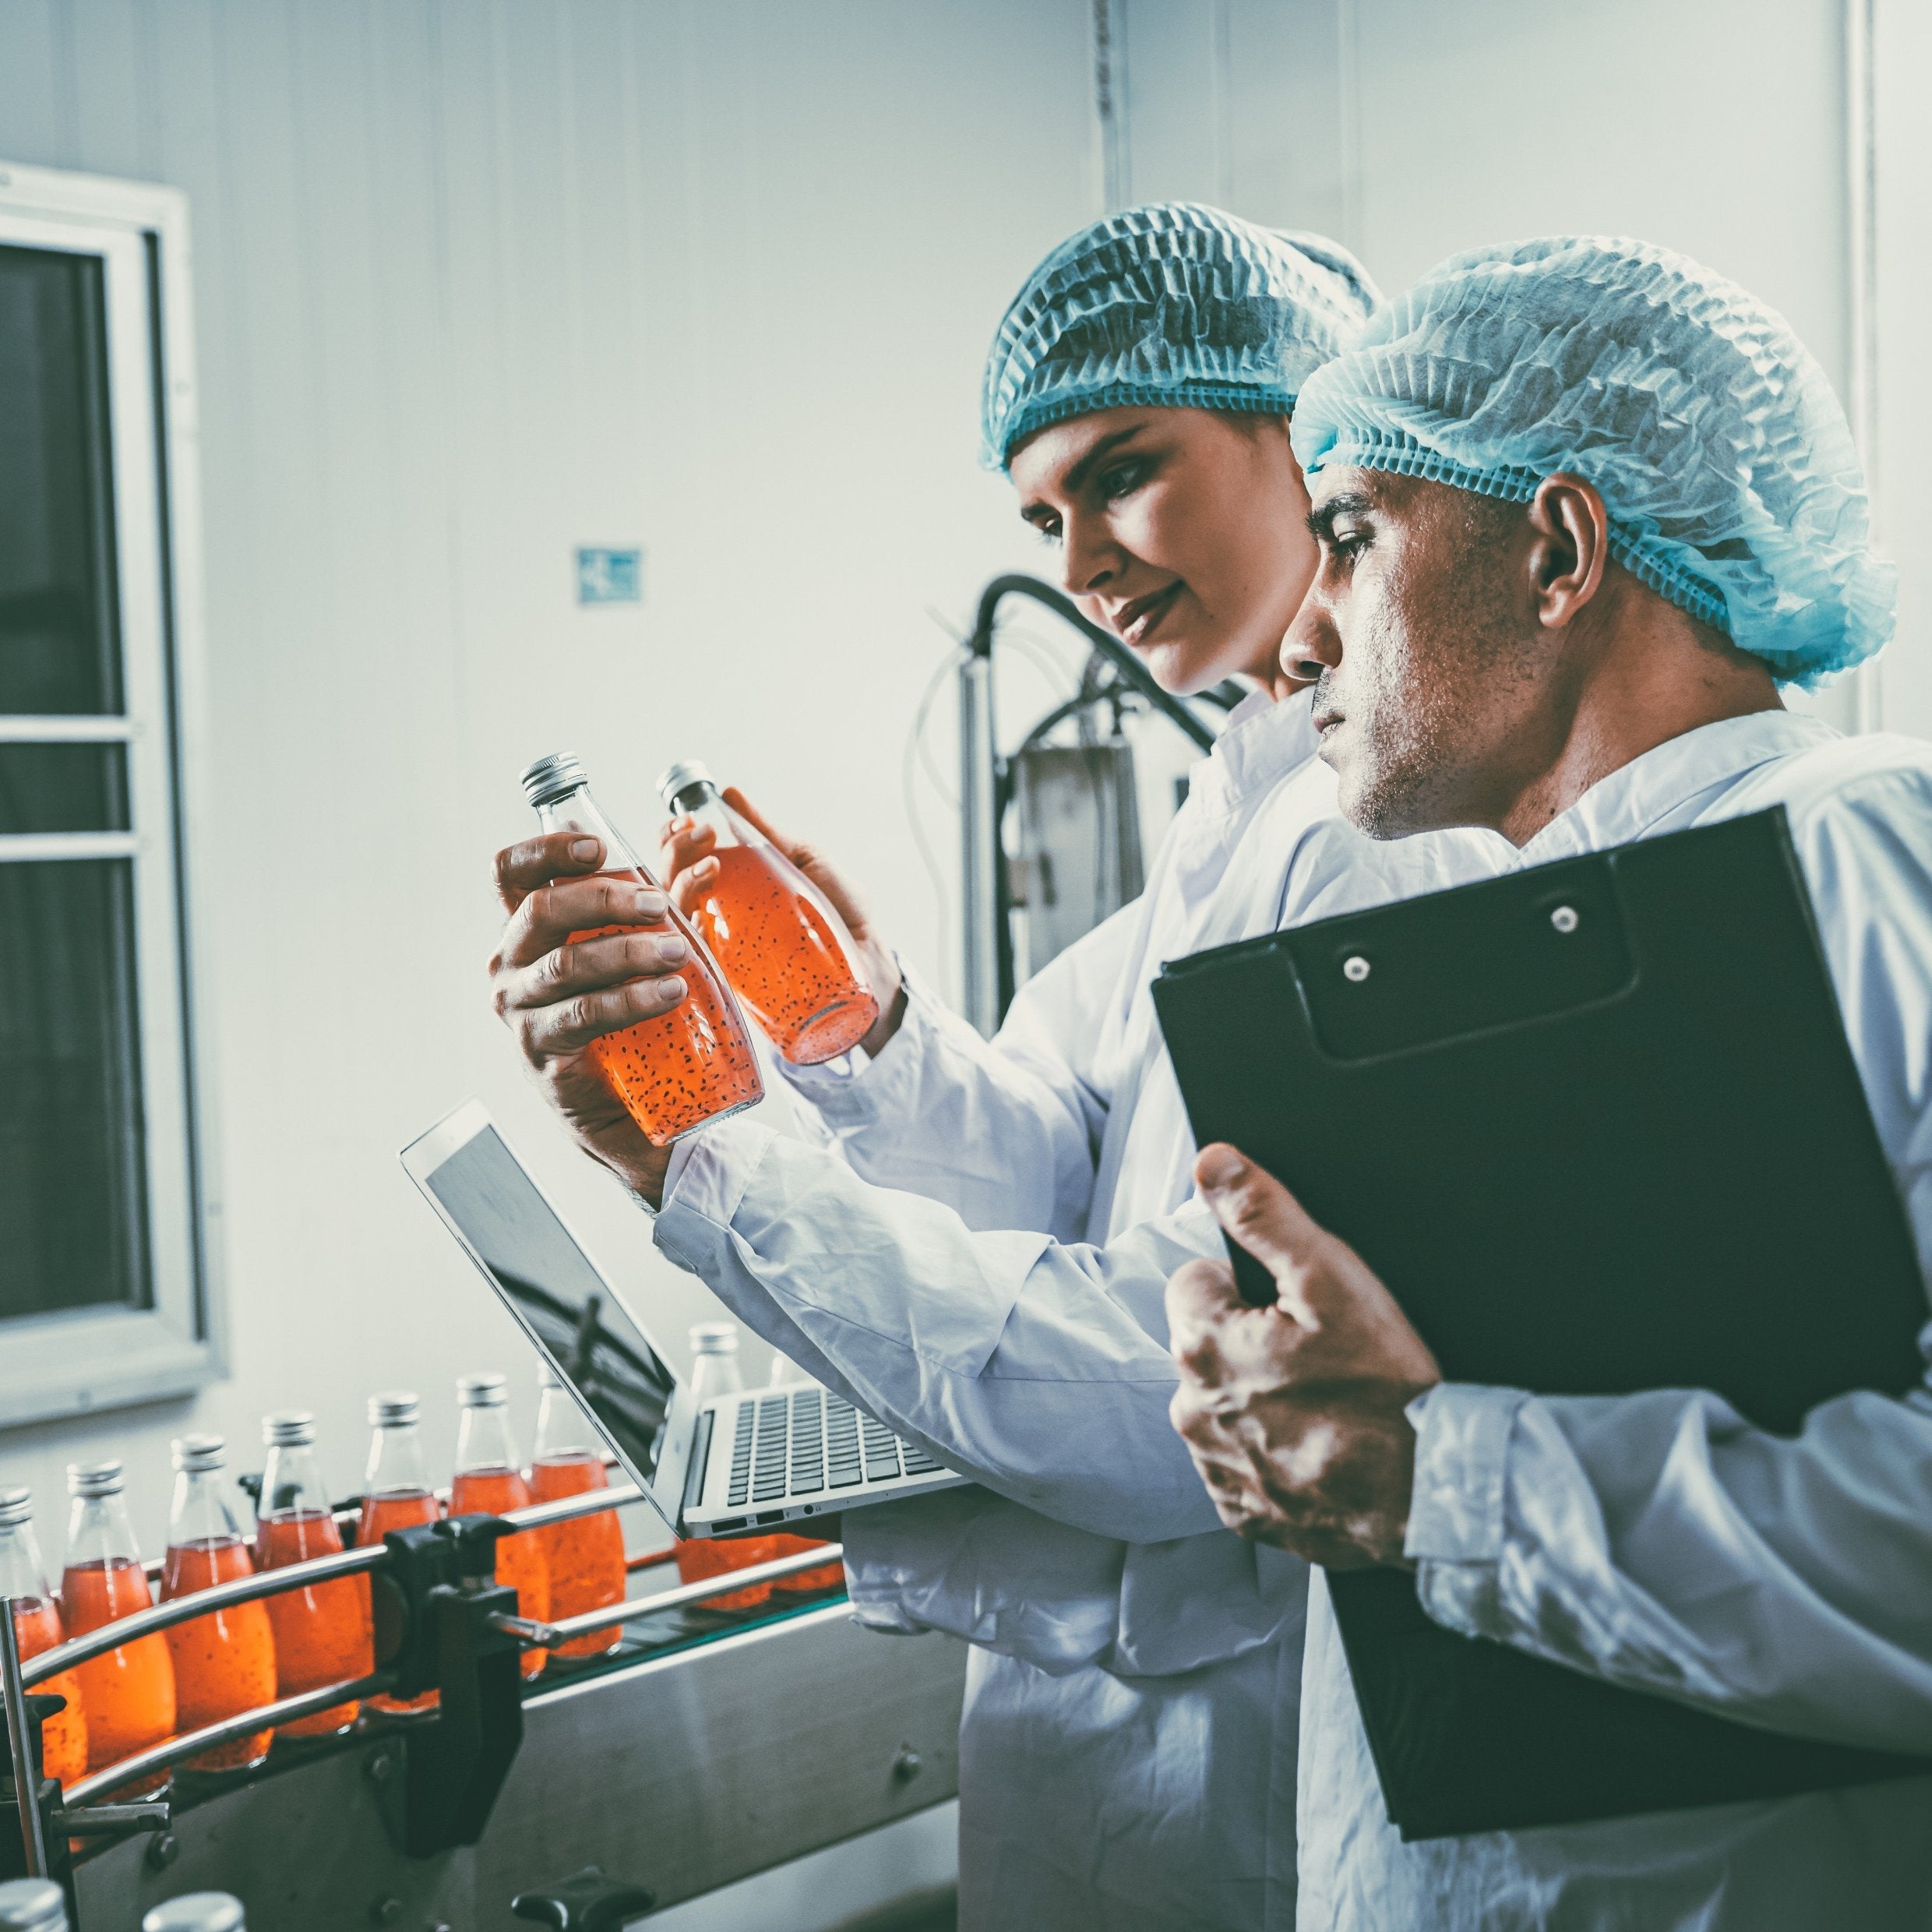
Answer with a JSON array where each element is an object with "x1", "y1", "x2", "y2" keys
[
  {"x1": 980, "y1": 203, "x2": 1382, "y2": 471},
  {"x1": 1289, "y1": 237, "x2": 1892, "y2": 686}
]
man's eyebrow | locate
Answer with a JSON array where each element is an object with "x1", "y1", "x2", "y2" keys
[{"x1": 1306, "y1": 491, "x2": 1374, "y2": 542}]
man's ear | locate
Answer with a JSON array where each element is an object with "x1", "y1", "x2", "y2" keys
[{"x1": 1526, "y1": 474, "x2": 1610, "y2": 628}]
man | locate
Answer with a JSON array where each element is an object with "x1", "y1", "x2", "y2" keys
[{"x1": 1164, "y1": 236, "x2": 1932, "y2": 1929}]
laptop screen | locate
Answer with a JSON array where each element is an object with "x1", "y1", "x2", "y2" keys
[{"x1": 418, "y1": 1120, "x2": 678, "y2": 1485}]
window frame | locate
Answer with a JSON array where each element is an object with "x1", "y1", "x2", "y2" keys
[{"x1": 0, "y1": 162, "x2": 224, "y2": 1426}]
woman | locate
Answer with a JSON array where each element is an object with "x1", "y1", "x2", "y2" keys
[{"x1": 658, "y1": 206, "x2": 1381, "y2": 1932}]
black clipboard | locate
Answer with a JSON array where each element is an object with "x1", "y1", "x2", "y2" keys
[{"x1": 1151, "y1": 809, "x2": 1932, "y2": 1838}]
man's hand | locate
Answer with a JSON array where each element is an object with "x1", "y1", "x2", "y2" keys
[
  {"x1": 1166, "y1": 1144, "x2": 1442, "y2": 1568},
  {"x1": 489, "y1": 834, "x2": 685, "y2": 1205},
  {"x1": 661, "y1": 788, "x2": 906, "y2": 1058}
]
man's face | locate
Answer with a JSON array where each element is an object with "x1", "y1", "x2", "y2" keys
[{"x1": 1284, "y1": 470, "x2": 1549, "y2": 837}]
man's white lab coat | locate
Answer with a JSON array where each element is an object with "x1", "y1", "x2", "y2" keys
[
  {"x1": 1295, "y1": 710, "x2": 1932, "y2": 1931},
  {"x1": 653, "y1": 690, "x2": 1499, "y2": 1931}
]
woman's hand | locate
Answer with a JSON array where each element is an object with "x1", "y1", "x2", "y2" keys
[
  {"x1": 488, "y1": 834, "x2": 682, "y2": 1204},
  {"x1": 662, "y1": 787, "x2": 907, "y2": 1057}
]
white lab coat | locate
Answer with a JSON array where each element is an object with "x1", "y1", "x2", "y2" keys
[
  {"x1": 652, "y1": 690, "x2": 1502, "y2": 1931},
  {"x1": 1296, "y1": 710, "x2": 1932, "y2": 1931}
]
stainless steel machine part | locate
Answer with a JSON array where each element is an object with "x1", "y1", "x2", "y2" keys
[
  {"x1": 1008, "y1": 741, "x2": 1145, "y2": 981},
  {"x1": 72, "y1": 1604, "x2": 967, "y2": 1930}
]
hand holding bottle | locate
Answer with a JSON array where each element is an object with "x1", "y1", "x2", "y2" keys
[
  {"x1": 661, "y1": 786, "x2": 905, "y2": 1059},
  {"x1": 490, "y1": 837, "x2": 685, "y2": 1199}
]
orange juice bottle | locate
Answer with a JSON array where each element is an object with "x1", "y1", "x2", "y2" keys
[
  {"x1": 160, "y1": 1436, "x2": 277, "y2": 1774},
  {"x1": 519, "y1": 753, "x2": 764, "y2": 1142},
  {"x1": 675, "y1": 1324, "x2": 778, "y2": 1611},
  {"x1": 60, "y1": 1459, "x2": 175, "y2": 1793},
  {"x1": 658, "y1": 762, "x2": 879, "y2": 1065},
  {"x1": 253, "y1": 1412, "x2": 371, "y2": 1740},
  {"x1": 762, "y1": 1358, "x2": 845, "y2": 1595},
  {"x1": 0, "y1": 1486, "x2": 87, "y2": 1786},
  {"x1": 450, "y1": 1373, "x2": 551, "y2": 1679},
  {"x1": 528, "y1": 1362, "x2": 627, "y2": 1660},
  {"x1": 357, "y1": 1393, "x2": 441, "y2": 1715}
]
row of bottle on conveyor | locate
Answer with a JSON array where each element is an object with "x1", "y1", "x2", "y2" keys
[
  {"x1": 2, "y1": 1328, "x2": 835, "y2": 1798},
  {"x1": 0, "y1": 1876, "x2": 241, "y2": 1930}
]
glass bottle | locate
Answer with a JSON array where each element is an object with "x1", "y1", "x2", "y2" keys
[
  {"x1": 141, "y1": 1896, "x2": 245, "y2": 1932},
  {"x1": 0, "y1": 1488, "x2": 86, "y2": 1786},
  {"x1": 253, "y1": 1412, "x2": 372, "y2": 1740},
  {"x1": 0, "y1": 1878, "x2": 69, "y2": 1930},
  {"x1": 527, "y1": 1361, "x2": 627, "y2": 1661},
  {"x1": 60, "y1": 1460, "x2": 175, "y2": 1793},
  {"x1": 160, "y1": 1436, "x2": 277, "y2": 1773},
  {"x1": 356, "y1": 1393, "x2": 441, "y2": 1714},
  {"x1": 658, "y1": 761, "x2": 879, "y2": 1064},
  {"x1": 450, "y1": 1373, "x2": 551, "y2": 1680},
  {"x1": 674, "y1": 1324, "x2": 777, "y2": 1611},
  {"x1": 520, "y1": 753, "x2": 763, "y2": 1142},
  {"x1": 762, "y1": 1357, "x2": 845, "y2": 1596}
]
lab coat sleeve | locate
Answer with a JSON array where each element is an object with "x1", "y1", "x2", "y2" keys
[
  {"x1": 771, "y1": 904, "x2": 1149, "y2": 1239},
  {"x1": 651, "y1": 1116, "x2": 1229, "y2": 1547},
  {"x1": 1405, "y1": 773, "x2": 1932, "y2": 1756}
]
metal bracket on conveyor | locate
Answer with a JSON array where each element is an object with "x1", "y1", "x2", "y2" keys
[{"x1": 368, "y1": 1514, "x2": 525, "y2": 1859}]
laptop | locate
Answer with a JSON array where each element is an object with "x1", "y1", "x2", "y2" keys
[{"x1": 400, "y1": 1099, "x2": 966, "y2": 1540}]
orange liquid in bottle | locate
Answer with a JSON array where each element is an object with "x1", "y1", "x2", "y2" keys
[
  {"x1": 60, "y1": 1558, "x2": 175, "y2": 1791},
  {"x1": 767, "y1": 1532, "x2": 844, "y2": 1595},
  {"x1": 160, "y1": 1539, "x2": 278, "y2": 1772},
  {"x1": 568, "y1": 873, "x2": 763, "y2": 1144},
  {"x1": 675, "y1": 1532, "x2": 782, "y2": 1612},
  {"x1": 527, "y1": 1458, "x2": 627, "y2": 1659},
  {"x1": 358, "y1": 1491, "x2": 442, "y2": 1713},
  {"x1": 256, "y1": 1511, "x2": 372, "y2": 1738},
  {"x1": 12, "y1": 1597, "x2": 87, "y2": 1786},
  {"x1": 450, "y1": 1469, "x2": 551, "y2": 1678},
  {"x1": 695, "y1": 846, "x2": 879, "y2": 1064}
]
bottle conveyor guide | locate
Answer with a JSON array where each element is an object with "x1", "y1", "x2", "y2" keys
[{"x1": 2, "y1": 1485, "x2": 968, "y2": 1929}]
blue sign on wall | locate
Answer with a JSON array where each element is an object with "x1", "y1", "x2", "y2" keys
[{"x1": 576, "y1": 546, "x2": 643, "y2": 605}]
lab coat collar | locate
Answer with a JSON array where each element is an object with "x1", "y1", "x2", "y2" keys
[
  {"x1": 1514, "y1": 708, "x2": 1838, "y2": 866},
  {"x1": 1184, "y1": 686, "x2": 1319, "y2": 817}
]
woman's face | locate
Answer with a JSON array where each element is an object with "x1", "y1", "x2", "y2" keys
[{"x1": 1007, "y1": 405, "x2": 1318, "y2": 696}]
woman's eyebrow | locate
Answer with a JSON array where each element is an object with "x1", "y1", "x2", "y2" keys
[{"x1": 1063, "y1": 424, "x2": 1146, "y2": 493}]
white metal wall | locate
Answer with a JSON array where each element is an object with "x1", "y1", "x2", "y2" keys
[{"x1": 0, "y1": 0, "x2": 1891, "y2": 1557}]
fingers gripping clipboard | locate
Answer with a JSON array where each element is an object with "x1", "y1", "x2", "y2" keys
[{"x1": 1151, "y1": 809, "x2": 1932, "y2": 1838}]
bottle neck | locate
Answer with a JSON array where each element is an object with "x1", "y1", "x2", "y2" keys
[
  {"x1": 534, "y1": 1385, "x2": 597, "y2": 1461},
  {"x1": 169, "y1": 1466, "x2": 242, "y2": 1548},
  {"x1": 0, "y1": 1521, "x2": 51, "y2": 1602},
  {"x1": 535, "y1": 783, "x2": 660, "y2": 887},
  {"x1": 365, "y1": 1421, "x2": 430, "y2": 1497},
  {"x1": 259, "y1": 1443, "x2": 331, "y2": 1519},
  {"x1": 687, "y1": 1349, "x2": 744, "y2": 1402},
  {"x1": 455, "y1": 1404, "x2": 520, "y2": 1475},
  {"x1": 669, "y1": 780, "x2": 752, "y2": 851},
  {"x1": 64, "y1": 1492, "x2": 141, "y2": 1568}
]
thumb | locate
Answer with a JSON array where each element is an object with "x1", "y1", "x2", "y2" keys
[{"x1": 1193, "y1": 1144, "x2": 1327, "y2": 1287}]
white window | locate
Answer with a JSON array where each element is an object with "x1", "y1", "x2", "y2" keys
[{"x1": 0, "y1": 163, "x2": 221, "y2": 1425}]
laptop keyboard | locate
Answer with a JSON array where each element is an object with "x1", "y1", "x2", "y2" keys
[{"x1": 726, "y1": 1388, "x2": 947, "y2": 1511}]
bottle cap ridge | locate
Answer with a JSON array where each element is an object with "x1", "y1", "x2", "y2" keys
[
  {"x1": 262, "y1": 1411, "x2": 316, "y2": 1447},
  {"x1": 689, "y1": 1321, "x2": 739, "y2": 1355},
  {"x1": 141, "y1": 1895, "x2": 246, "y2": 1932},
  {"x1": 457, "y1": 1371, "x2": 509, "y2": 1407},
  {"x1": 171, "y1": 1433, "x2": 226, "y2": 1473},
  {"x1": 519, "y1": 752, "x2": 591, "y2": 809},
  {"x1": 0, "y1": 1486, "x2": 30, "y2": 1528},
  {"x1": 67, "y1": 1460, "x2": 124, "y2": 1498},
  {"x1": 655, "y1": 759, "x2": 716, "y2": 808},
  {"x1": 368, "y1": 1391, "x2": 421, "y2": 1427},
  {"x1": 0, "y1": 1877, "x2": 71, "y2": 1930}
]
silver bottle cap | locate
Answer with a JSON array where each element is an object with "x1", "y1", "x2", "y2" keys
[
  {"x1": 142, "y1": 1895, "x2": 245, "y2": 1932},
  {"x1": 262, "y1": 1411, "x2": 316, "y2": 1447},
  {"x1": 0, "y1": 1877, "x2": 70, "y2": 1930},
  {"x1": 689, "y1": 1321, "x2": 739, "y2": 1356},
  {"x1": 0, "y1": 1486, "x2": 31, "y2": 1529},
  {"x1": 367, "y1": 1391, "x2": 420, "y2": 1427},
  {"x1": 519, "y1": 752, "x2": 590, "y2": 809},
  {"x1": 67, "y1": 1460, "x2": 124, "y2": 1499},
  {"x1": 457, "y1": 1372, "x2": 509, "y2": 1408},
  {"x1": 171, "y1": 1433, "x2": 225, "y2": 1474},
  {"x1": 656, "y1": 760, "x2": 716, "y2": 809}
]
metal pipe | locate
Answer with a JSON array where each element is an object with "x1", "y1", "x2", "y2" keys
[
  {"x1": 60, "y1": 1669, "x2": 395, "y2": 1808},
  {"x1": 959, "y1": 649, "x2": 1000, "y2": 1036},
  {"x1": 490, "y1": 1540, "x2": 845, "y2": 1648},
  {"x1": 26, "y1": 1481, "x2": 644, "y2": 1689},
  {"x1": 2, "y1": 1602, "x2": 48, "y2": 1877}
]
